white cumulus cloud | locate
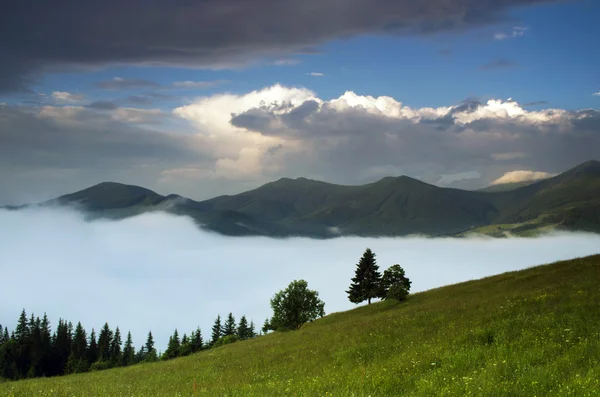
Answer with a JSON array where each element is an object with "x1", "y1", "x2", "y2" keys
[
  {"x1": 51, "y1": 91, "x2": 84, "y2": 102},
  {"x1": 491, "y1": 170, "x2": 555, "y2": 185}
]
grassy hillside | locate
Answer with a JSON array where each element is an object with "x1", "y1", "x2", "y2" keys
[{"x1": 3, "y1": 254, "x2": 600, "y2": 396}]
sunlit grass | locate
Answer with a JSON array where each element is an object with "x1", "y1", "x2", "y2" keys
[{"x1": 3, "y1": 254, "x2": 600, "y2": 396}]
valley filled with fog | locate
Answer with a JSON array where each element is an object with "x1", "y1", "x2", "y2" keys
[{"x1": 1, "y1": 207, "x2": 599, "y2": 351}]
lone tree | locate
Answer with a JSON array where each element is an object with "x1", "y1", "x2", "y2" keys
[
  {"x1": 382, "y1": 264, "x2": 412, "y2": 301},
  {"x1": 268, "y1": 280, "x2": 325, "y2": 331},
  {"x1": 347, "y1": 248, "x2": 384, "y2": 305}
]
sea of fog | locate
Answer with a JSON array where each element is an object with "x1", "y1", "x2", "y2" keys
[{"x1": 1, "y1": 207, "x2": 599, "y2": 351}]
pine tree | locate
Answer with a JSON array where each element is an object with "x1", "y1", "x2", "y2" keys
[
  {"x1": 237, "y1": 316, "x2": 251, "y2": 340},
  {"x1": 66, "y1": 321, "x2": 88, "y2": 373},
  {"x1": 164, "y1": 329, "x2": 180, "y2": 359},
  {"x1": 52, "y1": 319, "x2": 72, "y2": 375},
  {"x1": 211, "y1": 315, "x2": 222, "y2": 345},
  {"x1": 87, "y1": 329, "x2": 98, "y2": 365},
  {"x1": 179, "y1": 333, "x2": 191, "y2": 357},
  {"x1": 224, "y1": 313, "x2": 236, "y2": 336},
  {"x1": 122, "y1": 331, "x2": 135, "y2": 366},
  {"x1": 110, "y1": 327, "x2": 122, "y2": 364},
  {"x1": 144, "y1": 331, "x2": 157, "y2": 362},
  {"x1": 249, "y1": 321, "x2": 256, "y2": 338},
  {"x1": 347, "y1": 248, "x2": 383, "y2": 305},
  {"x1": 262, "y1": 318, "x2": 270, "y2": 334},
  {"x1": 39, "y1": 314, "x2": 52, "y2": 376},
  {"x1": 14, "y1": 309, "x2": 29, "y2": 344},
  {"x1": 97, "y1": 323, "x2": 113, "y2": 362},
  {"x1": 190, "y1": 328, "x2": 203, "y2": 353},
  {"x1": 0, "y1": 324, "x2": 5, "y2": 345}
]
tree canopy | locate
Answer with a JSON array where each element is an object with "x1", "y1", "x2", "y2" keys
[{"x1": 268, "y1": 280, "x2": 325, "y2": 331}]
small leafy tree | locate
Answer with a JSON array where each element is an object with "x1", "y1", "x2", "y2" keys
[
  {"x1": 382, "y1": 264, "x2": 412, "y2": 301},
  {"x1": 268, "y1": 280, "x2": 325, "y2": 331},
  {"x1": 347, "y1": 248, "x2": 383, "y2": 305}
]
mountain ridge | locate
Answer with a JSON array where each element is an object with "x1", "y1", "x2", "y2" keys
[{"x1": 6, "y1": 160, "x2": 600, "y2": 237}]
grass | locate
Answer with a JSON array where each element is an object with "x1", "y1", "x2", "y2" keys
[{"x1": 3, "y1": 254, "x2": 600, "y2": 396}]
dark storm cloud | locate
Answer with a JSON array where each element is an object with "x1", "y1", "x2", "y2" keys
[
  {"x1": 95, "y1": 78, "x2": 163, "y2": 91},
  {"x1": 0, "y1": 105, "x2": 204, "y2": 169},
  {"x1": 87, "y1": 100, "x2": 119, "y2": 110},
  {"x1": 479, "y1": 58, "x2": 518, "y2": 71},
  {"x1": 0, "y1": 0, "x2": 559, "y2": 92}
]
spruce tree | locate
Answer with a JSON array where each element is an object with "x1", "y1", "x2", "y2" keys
[
  {"x1": 179, "y1": 333, "x2": 191, "y2": 357},
  {"x1": 87, "y1": 329, "x2": 98, "y2": 365},
  {"x1": 347, "y1": 248, "x2": 383, "y2": 305},
  {"x1": 224, "y1": 313, "x2": 236, "y2": 337},
  {"x1": 110, "y1": 327, "x2": 122, "y2": 364},
  {"x1": 14, "y1": 309, "x2": 29, "y2": 344},
  {"x1": 190, "y1": 328, "x2": 203, "y2": 353},
  {"x1": 237, "y1": 316, "x2": 251, "y2": 340},
  {"x1": 97, "y1": 323, "x2": 112, "y2": 362},
  {"x1": 262, "y1": 318, "x2": 270, "y2": 334},
  {"x1": 66, "y1": 322, "x2": 88, "y2": 373},
  {"x1": 122, "y1": 331, "x2": 135, "y2": 366},
  {"x1": 249, "y1": 321, "x2": 256, "y2": 338},
  {"x1": 144, "y1": 331, "x2": 157, "y2": 362},
  {"x1": 211, "y1": 315, "x2": 222, "y2": 345},
  {"x1": 164, "y1": 329, "x2": 180, "y2": 359}
]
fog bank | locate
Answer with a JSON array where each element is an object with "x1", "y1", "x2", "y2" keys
[{"x1": 1, "y1": 207, "x2": 599, "y2": 351}]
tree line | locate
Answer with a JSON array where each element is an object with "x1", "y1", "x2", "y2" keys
[
  {"x1": 0, "y1": 310, "x2": 257, "y2": 380},
  {"x1": 1, "y1": 247, "x2": 409, "y2": 380}
]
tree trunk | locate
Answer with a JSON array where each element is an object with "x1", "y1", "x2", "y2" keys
[{"x1": 368, "y1": 297, "x2": 371, "y2": 305}]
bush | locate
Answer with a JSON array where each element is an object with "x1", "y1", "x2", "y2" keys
[
  {"x1": 212, "y1": 335, "x2": 239, "y2": 348},
  {"x1": 386, "y1": 284, "x2": 409, "y2": 301}
]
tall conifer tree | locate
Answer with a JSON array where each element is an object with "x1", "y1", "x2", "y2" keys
[{"x1": 347, "y1": 248, "x2": 383, "y2": 305}]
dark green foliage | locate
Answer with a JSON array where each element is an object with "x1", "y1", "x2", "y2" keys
[
  {"x1": 144, "y1": 331, "x2": 158, "y2": 362},
  {"x1": 97, "y1": 323, "x2": 112, "y2": 362},
  {"x1": 122, "y1": 331, "x2": 135, "y2": 366},
  {"x1": 163, "y1": 329, "x2": 180, "y2": 360},
  {"x1": 212, "y1": 335, "x2": 239, "y2": 348},
  {"x1": 347, "y1": 248, "x2": 383, "y2": 305},
  {"x1": 190, "y1": 328, "x2": 203, "y2": 353},
  {"x1": 110, "y1": 327, "x2": 122, "y2": 364},
  {"x1": 381, "y1": 264, "x2": 412, "y2": 301},
  {"x1": 224, "y1": 313, "x2": 236, "y2": 337},
  {"x1": 87, "y1": 329, "x2": 98, "y2": 365},
  {"x1": 236, "y1": 316, "x2": 250, "y2": 340},
  {"x1": 269, "y1": 280, "x2": 325, "y2": 331},
  {"x1": 211, "y1": 315, "x2": 222, "y2": 346},
  {"x1": 262, "y1": 318, "x2": 270, "y2": 335}
]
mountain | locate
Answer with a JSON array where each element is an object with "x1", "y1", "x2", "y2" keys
[
  {"x1": 9, "y1": 160, "x2": 600, "y2": 237},
  {"x1": 3, "y1": 254, "x2": 600, "y2": 395},
  {"x1": 477, "y1": 181, "x2": 537, "y2": 193}
]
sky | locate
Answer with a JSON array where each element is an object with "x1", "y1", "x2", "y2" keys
[
  {"x1": 1, "y1": 207, "x2": 599, "y2": 351},
  {"x1": 0, "y1": 0, "x2": 599, "y2": 204}
]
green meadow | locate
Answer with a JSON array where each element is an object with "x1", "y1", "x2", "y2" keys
[{"x1": 3, "y1": 254, "x2": 600, "y2": 396}]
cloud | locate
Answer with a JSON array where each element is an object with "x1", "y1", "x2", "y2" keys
[
  {"x1": 594, "y1": 92, "x2": 600, "y2": 96},
  {"x1": 479, "y1": 59, "x2": 517, "y2": 71},
  {"x1": 492, "y1": 152, "x2": 527, "y2": 161},
  {"x1": 491, "y1": 170, "x2": 555, "y2": 185},
  {"x1": 96, "y1": 77, "x2": 162, "y2": 91},
  {"x1": 86, "y1": 100, "x2": 119, "y2": 110},
  {"x1": 173, "y1": 80, "x2": 228, "y2": 89},
  {"x1": 0, "y1": 0, "x2": 560, "y2": 92},
  {"x1": 0, "y1": 104, "x2": 208, "y2": 205},
  {"x1": 52, "y1": 91, "x2": 84, "y2": 102},
  {"x1": 493, "y1": 26, "x2": 528, "y2": 40},
  {"x1": 3, "y1": 84, "x2": 600, "y2": 203},
  {"x1": 306, "y1": 72, "x2": 325, "y2": 77},
  {"x1": 435, "y1": 171, "x2": 481, "y2": 185},
  {"x1": 2, "y1": 207, "x2": 600, "y2": 351}
]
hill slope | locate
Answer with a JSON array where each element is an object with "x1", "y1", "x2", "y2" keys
[
  {"x1": 9, "y1": 160, "x2": 600, "y2": 237},
  {"x1": 3, "y1": 254, "x2": 600, "y2": 396}
]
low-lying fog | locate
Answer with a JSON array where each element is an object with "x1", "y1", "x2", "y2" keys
[{"x1": 1, "y1": 207, "x2": 599, "y2": 351}]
